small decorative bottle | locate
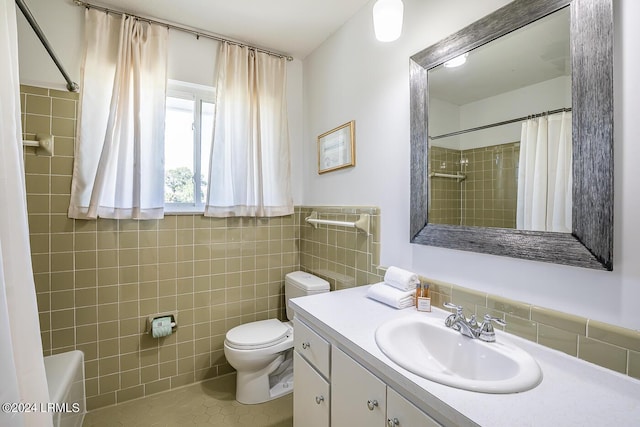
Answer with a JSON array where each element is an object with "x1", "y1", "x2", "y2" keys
[{"x1": 416, "y1": 282, "x2": 431, "y2": 312}]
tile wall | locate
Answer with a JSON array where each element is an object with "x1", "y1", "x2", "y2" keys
[
  {"x1": 461, "y1": 142, "x2": 519, "y2": 228},
  {"x1": 428, "y1": 143, "x2": 519, "y2": 228},
  {"x1": 297, "y1": 206, "x2": 383, "y2": 290},
  {"x1": 428, "y1": 146, "x2": 462, "y2": 225}
]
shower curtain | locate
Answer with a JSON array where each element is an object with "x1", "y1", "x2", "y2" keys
[
  {"x1": 516, "y1": 112, "x2": 572, "y2": 232},
  {"x1": 0, "y1": 1, "x2": 52, "y2": 426}
]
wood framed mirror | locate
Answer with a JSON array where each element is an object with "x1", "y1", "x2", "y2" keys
[{"x1": 409, "y1": 0, "x2": 613, "y2": 270}]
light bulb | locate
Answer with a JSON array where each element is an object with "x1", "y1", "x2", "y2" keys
[
  {"x1": 373, "y1": 0, "x2": 404, "y2": 42},
  {"x1": 443, "y1": 53, "x2": 469, "y2": 68}
]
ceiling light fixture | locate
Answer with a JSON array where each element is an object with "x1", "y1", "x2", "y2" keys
[
  {"x1": 373, "y1": 0, "x2": 404, "y2": 42},
  {"x1": 443, "y1": 53, "x2": 469, "y2": 68}
]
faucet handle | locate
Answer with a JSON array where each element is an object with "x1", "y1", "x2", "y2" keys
[
  {"x1": 468, "y1": 314, "x2": 478, "y2": 328},
  {"x1": 443, "y1": 302, "x2": 465, "y2": 330},
  {"x1": 443, "y1": 302, "x2": 463, "y2": 315},
  {"x1": 478, "y1": 314, "x2": 506, "y2": 342},
  {"x1": 482, "y1": 314, "x2": 506, "y2": 327},
  {"x1": 444, "y1": 315, "x2": 457, "y2": 329}
]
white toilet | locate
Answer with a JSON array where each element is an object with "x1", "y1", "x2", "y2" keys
[{"x1": 224, "y1": 271, "x2": 330, "y2": 404}]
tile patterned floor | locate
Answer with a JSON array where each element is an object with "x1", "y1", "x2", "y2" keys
[{"x1": 82, "y1": 374, "x2": 293, "y2": 427}]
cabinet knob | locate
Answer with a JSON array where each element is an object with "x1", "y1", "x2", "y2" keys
[
  {"x1": 315, "y1": 395, "x2": 324, "y2": 405},
  {"x1": 302, "y1": 342, "x2": 311, "y2": 349},
  {"x1": 387, "y1": 418, "x2": 400, "y2": 426},
  {"x1": 367, "y1": 399, "x2": 379, "y2": 411}
]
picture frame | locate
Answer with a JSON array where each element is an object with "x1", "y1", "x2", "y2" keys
[{"x1": 317, "y1": 120, "x2": 355, "y2": 174}]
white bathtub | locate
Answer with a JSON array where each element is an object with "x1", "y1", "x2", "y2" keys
[{"x1": 43, "y1": 350, "x2": 86, "y2": 427}]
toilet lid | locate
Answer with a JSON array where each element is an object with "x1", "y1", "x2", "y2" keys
[{"x1": 226, "y1": 319, "x2": 291, "y2": 350}]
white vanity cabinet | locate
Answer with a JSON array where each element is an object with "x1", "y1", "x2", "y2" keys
[
  {"x1": 293, "y1": 316, "x2": 440, "y2": 427},
  {"x1": 387, "y1": 387, "x2": 440, "y2": 427},
  {"x1": 332, "y1": 346, "x2": 387, "y2": 427},
  {"x1": 293, "y1": 352, "x2": 330, "y2": 427},
  {"x1": 293, "y1": 318, "x2": 330, "y2": 378},
  {"x1": 332, "y1": 347, "x2": 440, "y2": 427},
  {"x1": 293, "y1": 318, "x2": 331, "y2": 427}
]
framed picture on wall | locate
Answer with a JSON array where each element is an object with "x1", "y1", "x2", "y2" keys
[{"x1": 317, "y1": 120, "x2": 355, "y2": 174}]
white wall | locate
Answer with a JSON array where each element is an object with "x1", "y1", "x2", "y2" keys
[
  {"x1": 458, "y1": 76, "x2": 571, "y2": 150},
  {"x1": 15, "y1": 0, "x2": 305, "y2": 204},
  {"x1": 428, "y1": 97, "x2": 460, "y2": 149},
  {"x1": 430, "y1": 76, "x2": 570, "y2": 150},
  {"x1": 303, "y1": 0, "x2": 640, "y2": 330}
]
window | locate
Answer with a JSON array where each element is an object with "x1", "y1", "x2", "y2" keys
[{"x1": 164, "y1": 80, "x2": 215, "y2": 213}]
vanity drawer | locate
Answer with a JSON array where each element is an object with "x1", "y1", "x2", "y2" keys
[{"x1": 294, "y1": 317, "x2": 330, "y2": 378}]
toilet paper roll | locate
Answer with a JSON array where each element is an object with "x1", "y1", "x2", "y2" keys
[{"x1": 151, "y1": 316, "x2": 173, "y2": 338}]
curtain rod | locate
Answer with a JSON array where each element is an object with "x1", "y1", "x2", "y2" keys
[
  {"x1": 16, "y1": 0, "x2": 79, "y2": 91},
  {"x1": 74, "y1": 0, "x2": 294, "y2": 62},
  {"x1": 429, "y1": 107, "x2": 572, "y2": 141}
]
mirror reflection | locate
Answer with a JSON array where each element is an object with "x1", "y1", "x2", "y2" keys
[{"x1": 427, "y1": 7, "x2": 571, "y2": 232}]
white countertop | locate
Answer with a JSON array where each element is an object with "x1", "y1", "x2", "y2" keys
[{"x1": 289, "y1": 286, "x2": 640, "y2": 427}]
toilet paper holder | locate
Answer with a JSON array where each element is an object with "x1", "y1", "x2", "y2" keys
[{"x1": 146, "y1": 313, "x2": 177, "y2": 335}]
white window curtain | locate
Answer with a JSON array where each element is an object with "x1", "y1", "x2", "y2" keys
[
  {"x1": 516, "y1": 112, "x2": 572, "y2": 232},
  {"x1": 0, "y1": 1, "x2": 52, "y2": 425},
  {"x1": 205, "y1": 42, "x2": 293, "y2": 217},
  {"x1": 69, "y1": 9, "x2": 168, "y2": 220}
]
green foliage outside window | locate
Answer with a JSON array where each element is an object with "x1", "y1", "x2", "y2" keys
[{"x1": 165, "y1": 167, "x2": 207, "y2": 203}]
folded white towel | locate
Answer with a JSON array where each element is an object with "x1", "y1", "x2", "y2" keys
[
  {"x1": 384, "y1": 266, "x2": 420, "y2": 291},
  {"x1": 366, "y1": 282, "x2": 414, "y2": 309}
]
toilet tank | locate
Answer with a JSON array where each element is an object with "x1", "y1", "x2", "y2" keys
[{"x1": 285, "y1": 271, "x2": 330, "y2": 320}]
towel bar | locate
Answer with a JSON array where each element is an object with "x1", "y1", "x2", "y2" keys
[
  {"x1": 429, "y1": 172, "x2": 466, "y2": 182},
  {"x1": 23, "y1": 134, "x2": 54, "y2": 156},
  {"x1": 305, "y1": 211, "x2": 370, "y2": 235}
]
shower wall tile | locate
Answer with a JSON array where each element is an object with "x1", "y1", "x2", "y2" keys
[
  {"x1": 428, "y1": 143, "x2": 519, "y2": 227},
  {"x1": 26, "y1": 94, "x2": 51, "y2": 115},
  {"x1": 461, "y1": 142, "x2": 519, "y2": 228},
  {"x1": 428, "y1": 146, "x2": 462, "y2": 225}
]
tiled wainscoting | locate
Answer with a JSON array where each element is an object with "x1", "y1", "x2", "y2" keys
[{"x1": 297, "y1": 206, "x2": 383, "y2": 290}]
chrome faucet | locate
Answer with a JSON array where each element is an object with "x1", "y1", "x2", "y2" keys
[{"x1": 443, "y1": 302, "x2": 506, "y2": 342}]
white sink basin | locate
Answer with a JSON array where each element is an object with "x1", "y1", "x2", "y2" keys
[{"x1": 375, "y1": 315, "x2": 542, "y2": 393}]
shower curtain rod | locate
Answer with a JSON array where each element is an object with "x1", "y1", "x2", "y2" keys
[
  {"x1": 16, "y1": 0, "x2": 79, "y2": 92},
  {"x1": 73, "y1": 0, "x2": 294, "y2": 62},
  {"x1": 429, "y1": 107, "x2": 572, "y2": 141}
]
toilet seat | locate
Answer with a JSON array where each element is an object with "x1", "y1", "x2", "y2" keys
[{"x1": 226, "y1": 319, "x2": 292, "y2": 350}]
